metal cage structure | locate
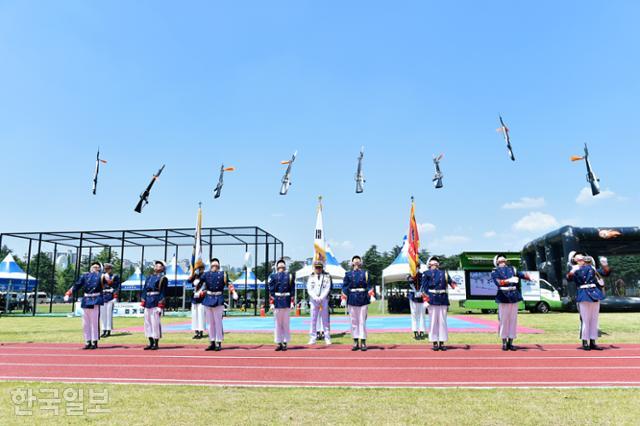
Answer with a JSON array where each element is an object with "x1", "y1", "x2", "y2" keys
[{"x1": 0, "y1": 226, "x2": 284, "y2": 316}]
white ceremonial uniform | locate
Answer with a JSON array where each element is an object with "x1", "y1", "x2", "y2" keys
[
  {"x1": 144, "y1": 307, "x2": 163, "y2": 339},
  {"x1": 307, "y1": 272, "x2": 332, "y2": 341}
]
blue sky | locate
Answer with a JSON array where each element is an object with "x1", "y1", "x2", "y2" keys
[{"x1": 1, "y1": 1, "x2": 638, "y2": 263}]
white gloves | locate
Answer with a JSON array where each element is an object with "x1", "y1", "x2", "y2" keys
[
  {"x1": 270, "y1": 304, "x2": 275, "y2": 311},
  {"x1": 290, "y1": 302, "x2": 295, "y2": 309},
  {"x1": 340, "y1": 299, "x2": 347, "y2": 308},
  {"x1": 63, "y1": 295, "x2": 70, "y2": 303},
  {"x1": 370, "y1": 295, "x2": 376, "y2": 303},
  {"x1": 232, "y1": 291, "x2": 239, "y2": 301},
  {"x1": 508, "y1": 277, "x2": 519, "y2": 284},
  {"x1": 571, "y1": 265, "x2": 580, "y2": 273},
  {"x1": 599, "y1": 257, "x2": 608, "y2": 266}
]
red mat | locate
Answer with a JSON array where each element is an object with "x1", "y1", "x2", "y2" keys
[{"x1": 1, "y1": 342, "x2": 639, "y2": 388}]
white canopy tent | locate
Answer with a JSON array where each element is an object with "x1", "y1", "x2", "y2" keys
[
  {"x1": 0, "y1": 254, "x2": 37, "y2": 292},
  {"x1": 120, "y1": 267, "x2": 146, "y2": 291}
]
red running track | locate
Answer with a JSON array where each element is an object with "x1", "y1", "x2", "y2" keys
[{"x1": 1, "y1": 342, "x2": 640, "y2": 388}]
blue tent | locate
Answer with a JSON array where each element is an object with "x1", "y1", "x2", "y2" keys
[
  {"x1": 0, "y1": 254, "x2": 37, "y2": 292},
  {"x1": 232, "y1": 270, "x2": 265, "y2": 290},
  {"x1": 120, "y1": 267, "x2": 146, "y2": 291}
]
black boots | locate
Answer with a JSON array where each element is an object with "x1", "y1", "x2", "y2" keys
[
  {"x1": 193, "y1": 330, "x2": 204, "y2": 339},
  {"x1": 419, "y1": 332, "x2": 426, "y2": 340},
  {"x1": 101, "y1": 330, "x2": 111, "y2": 338},
  {"x1": 502, "y1": 339, "x2": 508, "y2": 351},
  {"x1": 508, "y1": 338, "x2": 516, "y2": 351},
  {"x1": 92, "y1": 341, "x2": 98, "y2": 350},
  {"x1": 352, "y1": 339, "x2": 360, "y2": 351},
  {"x1": 275, "y1": 343, "x2": 284, "y2": 352},
  {"x1": 590, "y1": 339, "x2": 603, "y2": 351},
  {"x1": 144, "y1": 337, "x2": 155, "y2": 350},
  {"x1": 414, "y1": 331, "x2": 420, "y2": 340},
  {"x1": 151, "y1": 339, "x2": 159, "y2": 350},
  {"x1": 582, "y1": 340, "x2": 591, "y2": 351},
  {"x1": 83, "y1": 341, "x2": 92, "y2": 350},
  {"x1": 438, "y1": 342, "x2": 447, "y2": 351},
  {"x1": 360, "y1": 340, "x2": 367, "y2": 352},
  {"x1": 433, "y1": 342, "x2": 439, "y2": 351},
  {"x1": 206, "y1": 342, "x2": 222, "y2": 352}
]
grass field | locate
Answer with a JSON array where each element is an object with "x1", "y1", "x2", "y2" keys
[
  {"x1": 1, "y1": 307, "x2": 639, "y2": 425},
  {"x1": 0, "y1": 382, "x2": 639, "y2": 425}
]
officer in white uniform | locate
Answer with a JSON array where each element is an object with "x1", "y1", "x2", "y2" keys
[
  {"x1": 306, "y1": 260, "x2": 332, "y2": 345},
  {"x1": 407, "y1": 267, "x2": 426, "y2": 340},
  {"x1": 100, "y1": 263, "x2": 120, "y2": 338},
  {"x1": 188, "y1": 264, "x2": 207, "y2": 340},
  {"x1": 198, "y1": 258, "x2": 238, "y2": 351}
]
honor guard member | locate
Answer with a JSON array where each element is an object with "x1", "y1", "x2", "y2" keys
[
  {"x1": 567, "y1": 251, "x2": 611, "y2": 350},
  {"x1": 306, "y1": 260, "x2": 332, "y2": 345},
  {"x1": 407, "y1": 265, "x2": 427, "y2": 340},
  {"x1": 421, "y1": 257, "x2": 457, "y2": 351},
  {"x1": 199, "y1": 258, "x2": 238, "y2": 351},
  {"x1": 100, "y1": 263, "x2": 120, "y2": 338},
  {"x1": 491, "y1": 254, "x2": 532, "y2": 351},
  {"x1": 64, "y1": 261, "x2": 104, "y2": 349},
  {"x1": 341, "y1": 255, "x2": 375, "y2": 351},
  {"x1": 188, "y1": 264, "x2": 207, "y2": 340},
  {"x1": 268, "y1": 259, "x2": 295, "y2": 351},
  {"x1": 141, "y1": 260, "x2": 168, "y2": 350}
]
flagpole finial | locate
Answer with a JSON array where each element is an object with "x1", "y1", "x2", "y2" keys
[
  {"x1": 411, "y1": 195, "x2": 414, "y2": 202},
  {"x1": 198, "y1": 201, "x2": 202, "y2": 209}
]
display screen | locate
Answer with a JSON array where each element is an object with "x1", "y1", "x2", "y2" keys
[{"x1": 469, "y1": 271, "x2": 497, "y2": 297}]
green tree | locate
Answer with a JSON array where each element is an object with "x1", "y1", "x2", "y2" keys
[
  {"x1": 55, "y1": 264, "x2": 76, "y2": 294},
  {"x1": 27, "y1": 252, "x2": 55, "y2": 295},
  {"x1": 0, "y1": 244, "x2": 11, "y2": 260},
  {"x1": 362, "y1": 245, "x2": 385, "y2": 287}
]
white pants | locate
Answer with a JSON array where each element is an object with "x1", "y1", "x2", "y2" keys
[
  {"x1": 309, "y1": 298, "x2": 330, "y2": 337},
  {"x1": 191, "y1": 303, "x2": 206, "y2": 331},
  {"x1": 348, "y1": 305, "x2": 368, "y2": 339},
  {"x1": 578, "y1": 301, "x2": 600, "y2": 341},
  {"x1": 498, "y1": 302, "x2": 518, "y2": 339},
  {"x1": 100, "y1": 300, "x2": 114, "y2": 331},
  {"x1": 428, "y1": 305, "x2": 448, "y2": 342},
  {"x1": 409, "y1": 299, "x2": 427, "y2": 333},
  {"x1": 82, "y1": 307, "x2": 100, "y2": 342},
  {"x1": 206, "y1": 305, "x2": 225, "y2": 342},
  {"x1": 144, "y1": 307, "x2": 163, "y2": 339},
  {"x1": 274, "y1": 308, "x2": 291, "y2": 343}
]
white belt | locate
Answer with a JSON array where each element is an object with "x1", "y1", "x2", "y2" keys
[
  {"x1": 146, "y1": 291, "x2": 159, "y2": 295},
  {"x1": 207, "y1": 291, "x2": 223, "y2": 296},
  {"x1": 580, "y1": 284, "x2": 597, "y2": 289},
  {"x1": 103, "y1": 288, "x2": 115, "y2": 293},
  {"x1": 429, "y1": 289, "x2": 447, "y2": 294},
  {"x1": 500, "y1": 286, "x2": 517, "y2": 291},
  {"x1": 350, "y1": 288, "x2": 366, "y2": 293},
  {"x1": 274, "y1": 292, "x2": 290, "y2": 297},
  {"x1": 84, "y1": 292, "x2": 101, "y2": 297}
]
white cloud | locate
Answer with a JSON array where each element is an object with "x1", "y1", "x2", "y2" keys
[
  {"x1": 483, "y1": 231, "x2": 497, "y2": 238},
  {"x1": 575, "y1": 187, "x2": 621, "y2": 205},
  {"x1": 428, "y1": 235, "x2": 472, "y2": 256},
  {"x1": 512, "y1": 212, "x2": 559, "y2": 232},
  {"x1": 328, "y1": 239, "x2": 353, "y2": 250},
  {"x1": 502, "y1": 197, "x2": 546, "y2": 210},
  {"x1": 418, "y1": 222, "x2": 436, "y2": 233},
  {"x1": 440, "y1": 235, "x2": 470, "y2": 244}
]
